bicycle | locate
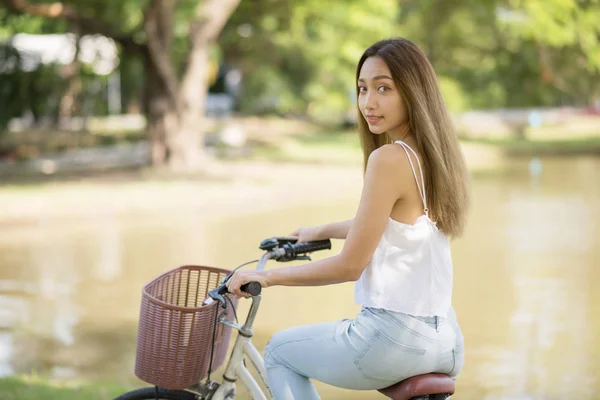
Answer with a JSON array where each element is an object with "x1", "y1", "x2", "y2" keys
[{"x1": 115, "y1": 237, "x2": 455, "y2": 400}]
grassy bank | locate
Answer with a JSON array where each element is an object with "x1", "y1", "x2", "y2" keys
[
  {"x1": 462, "y1": 135, "x2": 600, "y2": 156},
  {"x1": 2, "y1": 123, "x2": 600, "y2": 176},
  {"x1": 0, "y1": 375, "x2": 134, "y2": 400},
  {"x1": 249, "y1": 129, "x2": 600, "y2": 165},
  {"x1": 248, "y1": 129, "x2": 362, "y2": 165},
  {"x1": 2, "y1": 129, "x2": 599, "y2": 188}
]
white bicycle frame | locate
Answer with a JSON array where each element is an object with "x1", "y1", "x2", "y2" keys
[
  {"x1": 195, "y1": 251, "x2": 278, "y2": 400},
  {"x1": 211, "y1": 295, "x2": 271, "y2": 400}
]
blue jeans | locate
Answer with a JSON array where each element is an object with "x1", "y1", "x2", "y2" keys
[{"x1": 264, "y1": 307, "x2": 464, "y2": 399}]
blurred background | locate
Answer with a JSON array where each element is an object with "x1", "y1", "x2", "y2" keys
[{"x1": 0, "y1": 0, "x2": 599, "y2": 399}]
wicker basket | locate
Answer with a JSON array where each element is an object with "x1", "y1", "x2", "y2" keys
[{"x1": 134, "y1": 265, "x2": 238, "y2": 390}]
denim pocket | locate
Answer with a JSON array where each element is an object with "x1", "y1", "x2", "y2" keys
[{"x1": 354, "y1": 330, "x2": 427, "y2": 381}]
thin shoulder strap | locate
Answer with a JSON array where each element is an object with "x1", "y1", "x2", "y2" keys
[{"x1": 394, "y1": 140, "x2": 428, "y2": 215}]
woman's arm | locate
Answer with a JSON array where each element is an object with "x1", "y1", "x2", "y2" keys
[
  {"x1": 289, "y1": 219, "x2": 353, "y2": 242},
  {"x1": 226, "y1": 145, "x2": 410, "y2": 296},
  {"x1": 317, "y1": 219, "x2": 353, "y2": 240}
]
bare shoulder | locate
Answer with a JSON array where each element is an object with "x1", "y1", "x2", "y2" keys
[
  {"x1": 366, "y1": 144, "x2": 417, "y2": 199},
  {"x1": 367, "y1": 144, "x2": 413, "y2": 175}
]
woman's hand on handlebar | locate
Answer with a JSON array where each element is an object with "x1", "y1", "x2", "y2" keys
[
  {"x1": 226, "y1": 270, "x2": 270, "y2": 298},
  {"x1": 289, "y1": 226, "x2": 324, "y2": 243}
]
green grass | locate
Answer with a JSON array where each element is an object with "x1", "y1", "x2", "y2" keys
[
  {"x1": 257, "y1": 129, "x2": 600, "y2": 163},
  {"x1": 2, "y1": 127, "x2": 600, "y2": 187},
  {"x1": 248, "y1": 129, "x2": 362, "y2": 165},
  {"x1": 461, "y1": 134, "x2": 600, "y2": 155},
  {"x1": 0, "y1": 129, "x2": 145, "y2": 161},
  {"x1": 0, "y1": 375, "x2": 138, "y2": 400},
  {"x1": 293, "y1": 129, "x2": 359, "y2": 146},
  {"x1": 250, "y1": 129, "x2": 600, "y2": 164}
]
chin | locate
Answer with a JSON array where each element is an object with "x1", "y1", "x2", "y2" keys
[{"x1": 369, "y1": 127, "x2": 387, "y2": 135}]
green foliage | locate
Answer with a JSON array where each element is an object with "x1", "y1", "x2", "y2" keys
[
  {"x1": 0, "y1": 43, "x2": 66, "y2": 133},
  {"x1": 499, "y1": 0, "x2": 600, "y2": 103},
  {"x1": 1, "y1": 0, "x2": 599, "y2": 129},
  {"x1": 220, "y1": 0, "x2": 599, "y2": 118},
  {"x1": 437, "y1": 76, "x2": 470, "y2": 112},
  {"x1": 0, "y1": 44, "x2": 24, "y2": 132},
  {"x1": 396, "y1": 0, "x2": 600, "y2": 108},
  {"x1": 221, "y1": 0, "x2": 398, "y2": 121}
]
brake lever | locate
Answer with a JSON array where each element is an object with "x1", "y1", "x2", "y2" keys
[
  {"x1": 274, "y1": 254, "x2": 312, "y2": 262},
  {"x1": 208, "y1": 273, "x2": 233, "y2": 309},
  {"x1": 208, "y1": 285, "x2": 229, "y2": 309}
]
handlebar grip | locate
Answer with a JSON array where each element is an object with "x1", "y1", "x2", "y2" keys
[
  {"x1": 289, "y1": 239, "x2": 332, "y2": 254},
  {"x1": 240, "y1": 281, "x2": 262, "y2": 296}
]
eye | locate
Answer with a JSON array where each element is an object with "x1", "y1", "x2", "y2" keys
[
  {"x1": 377, "y1": 86, "x2": 390, "y2": 93},
  {"x1": 358, "y1": 86, "x2": 367, "y2": 93}
]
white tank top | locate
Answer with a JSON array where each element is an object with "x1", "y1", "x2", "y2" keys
[{"x1": 354, "y1": 140, "x2": 453, "y2": 318}]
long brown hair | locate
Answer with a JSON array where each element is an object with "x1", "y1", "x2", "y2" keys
[{"x1": 356, "y1": 38, "x2": 470, "y2": 237}]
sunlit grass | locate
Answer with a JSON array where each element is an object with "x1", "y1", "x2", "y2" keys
[
  {"x1": 0, "y1": 375, "x2": 134, "y2": 400},
  {"x1": 2, "y1": 127, "x2": 600, "y2": 190},
  {"x1": 462, "y1": 134, "x2": 600, "y2": 155},
  {"x1": 249, "y1": 129, "x2": 362, "y2": 164}
]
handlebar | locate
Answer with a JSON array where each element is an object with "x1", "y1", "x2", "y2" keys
[
  {"x1": 277, "y1": 240, "x2": 332, "y2": 261},
  {"x1": 208, "y1": 238, "x2": 332, "y2": 307}
]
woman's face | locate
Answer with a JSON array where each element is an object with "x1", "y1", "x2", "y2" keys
[{"x1": 357, "y1": 56, "x2": 408, "y2": 139}]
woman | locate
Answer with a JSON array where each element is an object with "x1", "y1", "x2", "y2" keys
[{"x1": 226, "y1": 37, "x2": 469, "y2": 399}]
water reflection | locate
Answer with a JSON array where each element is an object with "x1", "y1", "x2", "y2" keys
[
  {"x1": 0, "y1": 156, "x2": 598, "y2": 399},
  {"x1": 93, "y1": 216, "x2": 122, "y2": 282},
  {"x1": 490, "y1": 188, "x2": 596, "y2": 399},
  {"x1": 459, "y1": 157, "x2": 599, "y2": 400}
]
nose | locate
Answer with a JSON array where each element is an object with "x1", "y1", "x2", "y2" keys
[{"x1": 361, "y1": 91, "x2": 376, "y2": 113}]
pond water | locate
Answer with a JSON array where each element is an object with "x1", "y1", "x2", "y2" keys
[{"x1": 0, "y1": 156, "x2": 598, "y2": 399}]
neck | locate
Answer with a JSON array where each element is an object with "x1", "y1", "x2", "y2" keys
[{"x1": 387, "y1": 124, "x2": 411, "y2": 142}]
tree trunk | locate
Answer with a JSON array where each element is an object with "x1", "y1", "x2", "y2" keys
[
  {"x1": 167, "y1": 36, "x2": 209, "y2": 170},
  {"x1": 58, "y1": 29, "x2": 82, "y2": 126},
  {"x1": 143, "y1": 0, "x2": 178, "y2": 167},
  {"x1": 144, "y1": 51, "x2": 172, "y2": 165},
  {"x1": 167, "y1": 0, "x2": 241, "y2": 170}
]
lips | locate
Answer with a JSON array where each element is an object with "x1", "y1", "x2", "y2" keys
[{"x1": 366, "y1": 116, "x2": 382, "y2": 124}]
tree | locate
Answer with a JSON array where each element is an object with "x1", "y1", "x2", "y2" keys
[
  {"x1": 1, "y1": 0, "x2": 241, "y2": 170},
  {"x1": 396, "y1": 0, "x2": 600, "y2": 108},
  {"x1": 498, "y1": 0, "x2": 600, "y2": 105},
  {"x1": 219, "y1": 0, "x2": 399, "y2": 121}
]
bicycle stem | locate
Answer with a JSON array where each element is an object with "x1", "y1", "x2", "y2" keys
[
  {"x1": 219, "y1": 252, "x2": 275, "y2": 332},
  {"x1": 219, "y1": 295, "x2": 261, "y2": 337}
]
